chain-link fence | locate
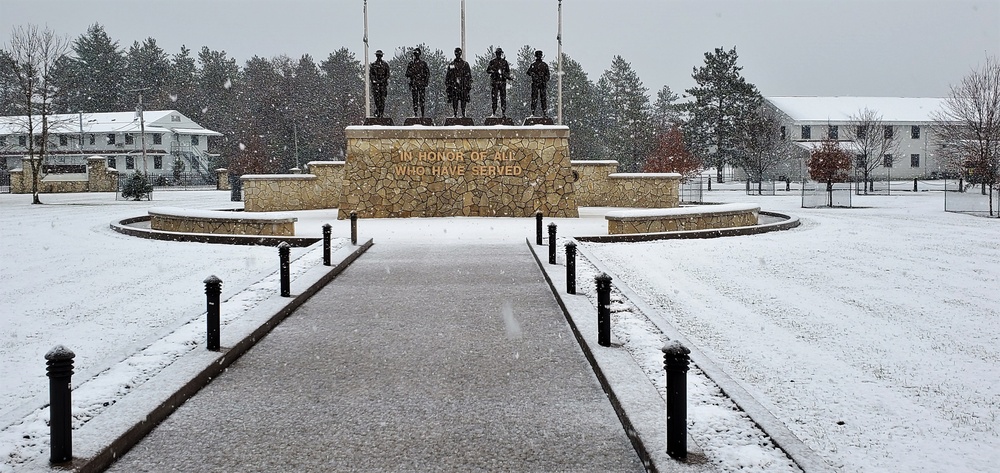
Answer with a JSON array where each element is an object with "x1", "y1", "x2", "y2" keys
[
  {"x1": 944, "y1": 180, "x2": 1000, "y2": 217},
  {"x1": 802, "y1": 181, "x2": 852, "y2": 208},
  {"x1": 0, "y1": 169, "x2": 10, "y2": 194},
  {"x1": 746, "y1": 180, "x2": 776, "y2": 196},
  {"x1": 679, "y1": 176, "x2": 704, "y2": 204}
]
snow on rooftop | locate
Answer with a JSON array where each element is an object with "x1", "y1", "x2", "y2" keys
[
  {"x1": 767, "y1": 96, "x2": 947, "y2": 123},
  {"x1": 0, "y1": 110, "x2": 220, "y2": 136}
]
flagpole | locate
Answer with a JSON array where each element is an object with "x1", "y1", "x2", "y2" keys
[
  {"x1": 461, "y1": 0, "x2": 467, "y2": 59},
  {"x1": 557, "y1": 0, "x2": 563, "y2": 125},
  {"x1": 363, "y1": 0, "x2": 370, "y2": 118}
]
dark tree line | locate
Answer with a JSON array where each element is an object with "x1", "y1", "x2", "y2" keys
[{"x1": 5, "y1": 23, "x2": 786, "y2": 179}]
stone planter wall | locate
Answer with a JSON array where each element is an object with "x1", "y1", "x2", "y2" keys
[
  {"x1": 148, "y1": 207, "x2": 297, "y2": 236},
  {"x1": 605, "y1": 204, "x2": 760, "y2": 235}
]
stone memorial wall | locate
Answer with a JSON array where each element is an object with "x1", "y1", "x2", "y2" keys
[{"x1": 337, "y1": 126, "x2": 579, "y2": 218}]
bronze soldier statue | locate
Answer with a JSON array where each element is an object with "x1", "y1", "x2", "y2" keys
[
  {"x1": 485, "y1": 48, "x2": 512, "y2": 118},
  {"x1": 445, "y1": 47, "x2": 472, "y2": 118},
  {"x1": 369, "y1": 50, "x2": 390, "y2": 118},
  {"x1": 526, "y1": 50, "x2": 550, "y2": 117},
  {"x1": 405, "y1": 48, "x2": 430, "y2": 117}
]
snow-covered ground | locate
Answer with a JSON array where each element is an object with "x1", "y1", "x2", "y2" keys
[
  {"x1": 584, "y1": 187, "x2": 1000, "y2": 472},
  {"x1": 0, "y1": 191, "x2": 323, "y2": 420},
  {"x1": 2, "y1": 186, "x2": 997, "y2": 472}
]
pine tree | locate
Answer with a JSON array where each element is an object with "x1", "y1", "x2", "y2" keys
[
  {"x1": 52, "y1": 23, "x2": 125, "y2": 113},
  {"x1": 652, "y1": 85, "x2": 681, "y2": 133},
  {"x1": 123, "y1": 38, "x2": 171, "y2": 110},
  {"x1": 166, "y1": 45, "x2": 197, "y2": 117},
  {"x1": 683, "y1": 47, "x2": 762, "y2": 182},
  {"x1": 596, "y1": 55, "x2": 653, "y2": 172},
  {"x1": 558, "y1": 52, "x2": 603, "y2": 161},
  {"x1": 319, "y1": 48, "x2": 363, "y2": 158}
]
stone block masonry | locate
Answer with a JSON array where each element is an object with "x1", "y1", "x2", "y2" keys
[
  {"x1": 337, "y1": 126, "x2": 579, "y2": 218},
  {"x1": 242, "y1": 161, "x2": 345, "y2": 212},
  {"x1": 605, "y1": 203, "x2": 760, "y2": 235},
  {"x1": 148, "y1": 207, "x2": 297, "y2": 236}
]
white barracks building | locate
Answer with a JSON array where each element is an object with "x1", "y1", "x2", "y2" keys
[
  {"x1": 0, "y1": 110, "x2": 221, "y2": 182},
  {"x1": 766, "y1": 96, "x2": 948, "y2": 180}
]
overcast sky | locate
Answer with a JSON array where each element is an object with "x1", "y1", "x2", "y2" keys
[{"x1": 2, "y1": 0, "x2": 998, "y2": 99}]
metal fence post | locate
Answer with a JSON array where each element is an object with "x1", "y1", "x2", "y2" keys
[
  {"x1": 565, "y1": 241, "x2": 577, "y2": 294},
  {"x1": 350, "y1": 211, "x2": 358, "y2": 245},
  {"x1": 662, "y1": 340, "x2": 691, "y2": 460},
  {"x1": 45, "y1": 345, "x2": 75, "y2": 464},
  {"x1": 595, "y1": 273, "x2": 612, "y2": 347},
  {"x1": 278, "y1": 242, "x2": 290, "y2": 297},
  {"x1": 548, "y1": 223, "x2": 557, "y2": 264},
  {"x1": 204, "y1": 275, "x2": 222, "y2": 351},
  {"x1": 535, "y1": 211, "x2": 543, "y2": 245},
  {"x1": 322, "y1": 224, "x2": 332, "y2": 266}
]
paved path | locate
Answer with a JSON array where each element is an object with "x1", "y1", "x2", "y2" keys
[{"x1": 108, "y1": 242, "x2": 643, "y2": 472}]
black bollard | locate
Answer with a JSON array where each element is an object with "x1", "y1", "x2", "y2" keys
[
  {"x1": 45, "y1": 345, "x2": 75, "y2": 464},
  {"x1": 278, "y1": 242, "x2": 290, "y2": 297},
  {"x1": 662, "y1": 340, "x2": 691, "y2": 460},
  {"x1": 595, "y1": 273, "x2": 612, "y2": 347},
  {"x1": 565, "y1": 241, "x2": 577, "y2": 294},
  {"x1": 322, "y1": 223, "x2": 332, "y2": 266},
  {"x1": 204, "y1": 275, "x2": 222, "y2": 351},
  {"x1": 913, "y1": 178, "x2": 918, "y2": 192},
  {"x1": 350, "y1": 211, "x2": 358, "y2": 246},
  {"x1": 548, "y1": 223, "x2": 557, "y2": 264},
  {"x1": 706, "y1": 178, "x2": 711, "y2": 191},
  {"x1": 535, "y1": 211, "x2": 543, "y2": 245}
]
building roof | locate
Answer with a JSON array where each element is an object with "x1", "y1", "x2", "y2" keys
[
  {"x1": 766, "y1": 97, "x2": 947, "y2": 123},
  {"x1": 0, "y1": 110, "x2": 222, "y2": 136}
]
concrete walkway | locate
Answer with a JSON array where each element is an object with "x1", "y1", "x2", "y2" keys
[{"x1": 108, "y1": 242, "x2": 644, "y2": 472}]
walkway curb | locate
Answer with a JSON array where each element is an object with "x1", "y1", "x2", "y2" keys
[
  {"x1": 570, "y1": 241, "x2": 834, "y2": 473},
  {"x1": 28, "y1": 239, "x2": 373, "y2": 473},
  {"x1": 526, "y1": 238, "x2": 712, "y2": 473}
]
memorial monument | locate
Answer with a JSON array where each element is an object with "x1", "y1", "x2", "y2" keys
[{"x1": 404, "y1": 48, "x2": 433, "y2": 126}]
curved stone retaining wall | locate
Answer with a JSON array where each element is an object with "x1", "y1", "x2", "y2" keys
[
  {"x1": 149, "y1": 207, "x2": 297, "y2": 236},
  {"x1": 605, "y1": 203, "x2": 760, "y2": 235}
]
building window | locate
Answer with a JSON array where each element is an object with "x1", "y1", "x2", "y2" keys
[
  {"x1": 883, "y1": 154, "x2": 893, "y2": 168},
  {"x1": 911, "y1": 154, "x2": 920, "y2": 167},
  {"x1": 780, "y1": 126, "x2": 786, "y2": 140},
  {"x1": 190, "y1": 135, "x2": 199, "y2": 146},
  {"x1": 124, "y1": 134, "x2": 134, "y2": 145},
  {"x1": 89, "y1": 134, "x2": 96, "y2": 145},
  {"x1": 911, "y1": 126, "x2": 920, "y2": 139},
  {"x1": 59, "y1": 135, "x2": 68, "y2": 146},
  {"x1": 801, "y1": 125, "x2": 811, "y2": 140},
  {"x1": 126, "y1": 157, "x2": 135, "y2": 170},
  {"x1": 153, "y1": 133, "x2": 162, "y2": 145},
  {"x1": 0, "y1": 136, "x2": 6, "y2": 146},
  {"x1": 107, "y1": 134, "x2": 116, "y2": 145},
  {"x1": 154, "y1": 156, "x2": 163, "y2": 169},
  {"x1": 828, "y1": 125, "x2": 839, "y2": 140},
  {"x1": 171, "y1": 115, "x2": 181, "y2": 122},
  {"x1": 883, "y1": 126, "x2": 893, "y2": 139},
  {"x1": 856, "y1": 125, "x2": 868, "y2": 139},
  {"x1": 19, "y1": 136, "x2": 27, "y2": 146},
  {"x1": 108, "y1": 157, "x2": 116, "y2": 169}
]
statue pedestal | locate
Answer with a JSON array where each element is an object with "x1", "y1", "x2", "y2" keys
[
  {"x1": 444, "y1": 117, "x2": 475, "y2": 126},
  {"x1": 484, "y1": 117, "x2": 515, "y2": 126},
  {"x1": 523, "y1": 117, "x2": 554, "y2": 126},
  {"x1": 403, "y1": 117, "x2": 435, "y2": 126},
  {"x1": 363, "y1": 117, "x2": 393, "y2": 126},
  {"x1": 339, "y1": 126, "x2": 578, "y2": 218}
]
